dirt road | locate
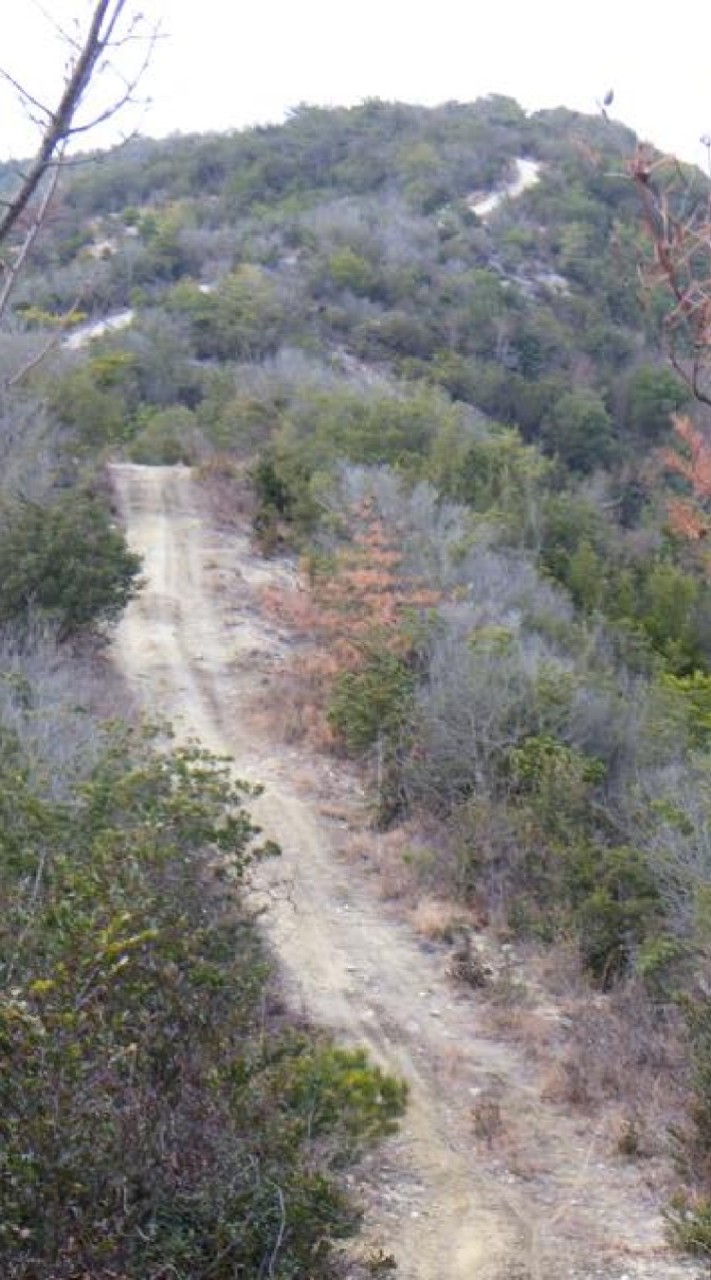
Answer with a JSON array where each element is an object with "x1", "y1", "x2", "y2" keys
[{"x1": 111, "y1": 464, "x2": 700, "y2": 1280}]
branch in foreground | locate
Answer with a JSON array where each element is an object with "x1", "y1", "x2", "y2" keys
[
  {"x1": 0, "y1": 1, "x2": 157, "y2": 251},
  {"x1": 631, "y1": 145, "x2": 711, "y2": 408}
]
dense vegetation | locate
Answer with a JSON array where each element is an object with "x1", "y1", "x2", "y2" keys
[
  {"x1": 0, "y1": 692, "x2": 405, "y2": 1278},
  {"x1": 6, "y1": 94, "x2": 711, "y2": 1258}
]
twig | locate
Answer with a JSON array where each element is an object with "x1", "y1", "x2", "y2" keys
[
  {"x1": 0, "y1": 2, "x2": 156, "y2": 249},
  {"x1": 0, "y1": 150, "x2": 63, "y2": 321},
  {"x1": 267, "y1": 1183, "x2": 287, "y2": 1279}
]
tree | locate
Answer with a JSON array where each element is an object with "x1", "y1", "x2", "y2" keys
[
  {"x1": 661, "y1": 413, "x2": 711, "y2": 547},
  {"x1": 0, "y1": 2, "x2": 157, "y2": 329},
  {"x1": 624, "y1": 365, "x2": 688, "y2": 441},
  {"x1": 0, "y1": 492, "x2": 142, "y2": 635},
  {"x1": 631, "y1": 145, "x2": 711, "y2": 406},
  {"x1": 542, "y1": 387, "x2": 616, "y2": 473}
]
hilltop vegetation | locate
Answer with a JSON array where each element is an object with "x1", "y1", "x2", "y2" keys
[{"x1": 5, "y1": 94, "x2": 711, "y2": 1261}]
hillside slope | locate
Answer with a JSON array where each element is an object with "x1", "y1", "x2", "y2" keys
[
  {"x1": 111, "y1": 462, "x2": 702, "y2": 1280},
  {"x1": 5, "y1": 94, "x2": 711, "y2": 1272}
]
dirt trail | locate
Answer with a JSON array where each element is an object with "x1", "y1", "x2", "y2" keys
[{"x1": 111, "y1": 464, "x2": 700, "y2": 1280}]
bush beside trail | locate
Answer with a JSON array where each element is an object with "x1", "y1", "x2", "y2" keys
[{"x1": 0, "y1": 709, "x2": 406, "y2": 1279}]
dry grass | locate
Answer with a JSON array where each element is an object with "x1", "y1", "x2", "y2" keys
[
  {"x1": 410, "y1": 898, "x2": 468, "y2": 942},
  {"x1": 433, "y1": 1041, "x2": 472, "y2": 1088},
  {"x1": 486, "y1": 1005, "x2": 558, "y2": 1055},
  {"x1": 340, "y1": 829, "x2": 376, "y2": 865},
  {"x1": 470, "y1": 1084, "x2": 505, "y2": 1147},
  {"x1": 368, "y1": 827, "x2": 423, "y2": 902},
  {"x1": 467, "y1": 938, "x2": 690, "y2": 1166},
  {"x1": 536, "y1": 983, "x2": 687, "y2": 1158},
  {"x1": 252, "y1": 664, "x2": 339, "y2": 750},
  {"x1": 196, "y1": 456, "x2": 255, "y2": 528}
]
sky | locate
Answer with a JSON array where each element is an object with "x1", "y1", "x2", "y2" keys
[{"x1": 1, "y1": 0, "x2": 710, "y2": 167}]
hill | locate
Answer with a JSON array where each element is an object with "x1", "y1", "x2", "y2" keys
[{"x1": 3, "y1": 95, "x2": 711, "y2": 1273}]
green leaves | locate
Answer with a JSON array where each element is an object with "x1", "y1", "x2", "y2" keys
[
  {"x1": 541, "y1": 388, "x2": 616, "y2": 474},
  {"x1": 0, "y1": 492, "x2": 142, "y2": 636},
  {"x1": 0, "y1": 720, "x2": 404, "y2": 1278},
  {"x1": 328, "y1": 647, "x2": 415, "y2": 755},
  {"x1": 285, "y1": 1044, "x2": 408, "y2": 1147}
]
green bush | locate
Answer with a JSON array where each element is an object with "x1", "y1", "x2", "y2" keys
[
  {"x1": 128, "y1": 406, "x2": 205, "y2": 464},
  {"x1": 572, "y1": 845, "x2": 663, "y2": 985},
  {"x1": 661, "y1": 671, "x2": 711, "y2": 746},
  {"x1": 666, "y1": 1193, "x2": 711, "y2": 1258},
  {"x1": 542, "y1": 388, "x2": 616, "y2": 474},
  {"x1": 504, "y1": 738, "x2": 662, "y2": 982},
  {"x1": 624, "y1": 365, "x2": 687, "y2": 442},
  {"x1": 0, "y1": 722, "x2": 405, "y2": 1279},
  {"x1": 0, "y1": 492, "x2": 142, "y2": 636},
  {"x1": 168, "y1": 267, "x2": 287, "y2": 361},
  {"x1": 326, "y1": 247, "x2": 383, "y2": 298},
  {"x1": 250, "y1": 444, "x2": 327, "y2": 548},
  {"x1": 49, "y1": 365, "x2": 128, "y2": 448},
  {"x1": 328, "y1": 647, "x2": 415, "y2": 755},
  {"x1": 284, "y1": 1043, "x2": 407, "y2": 1148}
]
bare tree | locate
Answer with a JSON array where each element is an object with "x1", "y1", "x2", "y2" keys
[
  {"x1": 631, "y1": 144, "x2": 711, "y2": 407},
  {"x1": 0, "y1": 1, "x2": 158, "y2": 321}
]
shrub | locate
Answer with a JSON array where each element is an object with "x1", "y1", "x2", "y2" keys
[
  {"x1": 0, "y1": 722, "x2": 406, "y2": 1278},
  {"x1": 0, "y1": 492, "x2": 142, "y2": 636},
  {"x1": 128, "y1": 406, "x2": 207, "y2": 464},
  {"x1": 328, "y1": 646, "x2": 415, "y2": 755},
  {"x1": 666, "y1": 1193, "x2": 711, "y2": 1257}
]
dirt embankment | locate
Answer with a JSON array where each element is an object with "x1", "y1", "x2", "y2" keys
[{"x1": 111, "y1": 463, "x2": 701, "y2": 1280}]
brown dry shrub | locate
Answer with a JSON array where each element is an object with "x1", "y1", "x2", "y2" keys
[
  {"x1": 410, "y1": 898, "x2": 469, "y2": 942},
  {"x1": 540, "y1": 981, "x2": 686, "y2": 1151},
  {"x1": 370, "y1": 826, "x2": 419, "y2": 902},
  {"x1": 197, "y1": 454, "x2": 254, "y2": 527}
]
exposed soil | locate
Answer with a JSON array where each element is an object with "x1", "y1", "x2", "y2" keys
[{"x1": 111, "y1": 463, "x2": 702, "y2": 1280}]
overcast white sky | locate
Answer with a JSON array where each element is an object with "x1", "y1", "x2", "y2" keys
[{"x1": 1, "y1": 0, "x2": 710, "y2": 167}]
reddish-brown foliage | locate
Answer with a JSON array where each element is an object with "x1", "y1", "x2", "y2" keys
[
  {"x1": 661, "y1": 415, "x2": 711, "y2": 553},
  {"x1": 632, "y1": 146, "x2": 711, "y2": 406},
  {"x1": 261, "y1": 500, "x2": 440, "y2": 745}
]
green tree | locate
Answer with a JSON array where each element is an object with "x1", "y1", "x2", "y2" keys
[
  {"x1": 624, "y1": 365, "x2": 687, "y2": 441},
  {"x1": 326, "y1": 246, "x2": 382, "y2": 297},
  {"x1": 49, "y1": 365, "x2": 129, "y2": 449},
  {"x1": 0, "y1": 493, "x2": 142, "y2": 635},
  {"x1": 542, "y1": 389, "x2": 616, "y2": 473},
  {"x1": 168, "y1": 268, "x2": 286, "y2": 361}
]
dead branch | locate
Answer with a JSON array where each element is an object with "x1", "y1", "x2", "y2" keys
[
  {"x1": 0, "y1": 150, "x2": 63, "y2": 321},
  {"x1": 0, "y1": 2, "x2": 157, "y2": 386},
  {"x1": 632, "y1": 144, "x2": 711, "y2": 407},
  {"x1": 0, "y1": 1, "x2": 158, "y2": 250}
]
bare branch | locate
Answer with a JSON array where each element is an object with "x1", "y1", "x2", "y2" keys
[
  {"x1": 5, "y1": 332, "x2": 63, "y2": 392},
  {"x1": 0, "y1": 66, "x2": 52, "y2": 122},
  {"x1": 0, "y1": 1, "x2": 155, "y2": 251},
  {"x1": 29, "y1": 0, "x2": 83, "y2": 57},
  {"x1": 632, "y1": 144, "x2": 711, "y2": 407},
  {"x1": 0, "y1": 2, "x2": 156, "y2": 392},
  {"x1": 267, "y1": 1183, "x2": 287, "y2": 1280},
  {"x1": 0, "y1": 153, "x2": 63, "y2": 321},
  {"x1": 64, "y1": 28, "x2": 158, "y2": 140}
]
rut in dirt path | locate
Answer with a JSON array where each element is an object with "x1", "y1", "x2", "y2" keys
[{"x1": 111, "y1": 464, "x2": 701, "y2": 1280}]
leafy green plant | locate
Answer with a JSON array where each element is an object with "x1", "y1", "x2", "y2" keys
[
  {"x1": 666, "y1": 1193, "x2": 711, "y2": 1257},
  {"x1": 128, "y1": 405, "x2": 205, "y2": 464},
  {"x1": 328, "y1": 647, "x2": 415, "y2": 755},
  {"x1": 0, "y1": 492, "x2": 142, "y2": 636},
  {"x1": 0, "y1": 721, "x2": 405, "y2": 1279},
  {"x1": 284, "y1": 1043, "x2": 407, "y2": 1148}
]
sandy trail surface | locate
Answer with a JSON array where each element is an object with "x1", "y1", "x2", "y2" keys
[{"x1": 111, "y1": 464, "x2": 700, "y2": 1280}]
